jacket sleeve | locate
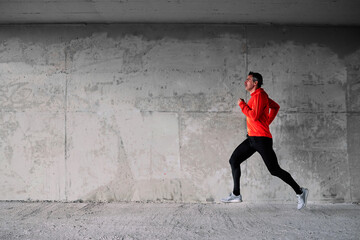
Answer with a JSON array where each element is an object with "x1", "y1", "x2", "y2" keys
[
  {"x1": 268, "y1": 98, "x2": 280, "y2": 125},
  {"x1": 239, "y1": 93, "x2": 266, "y2": 121}
]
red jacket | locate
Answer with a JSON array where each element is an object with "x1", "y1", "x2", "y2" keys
[{"x1": 239, "y1": 88, "x2": 279, "y2": 138}]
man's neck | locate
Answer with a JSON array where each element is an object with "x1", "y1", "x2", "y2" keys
[{"x1": 249, "y1": 87, "x2": 259, "y2": 94}]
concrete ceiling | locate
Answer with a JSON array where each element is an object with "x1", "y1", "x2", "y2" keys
[{"x1": 0, "y1": 0, "x2": 360, "y2": 26}]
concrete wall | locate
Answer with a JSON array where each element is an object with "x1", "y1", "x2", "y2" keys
[{"x1": 0, "y1": 24, "x2": 359, "y2": 203}]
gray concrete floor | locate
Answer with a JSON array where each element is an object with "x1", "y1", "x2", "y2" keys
[{"x1": 0, "y1": 202, "x2": 359, "y2": 240}]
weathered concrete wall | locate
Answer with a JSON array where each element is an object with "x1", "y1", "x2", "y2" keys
[{"x1": 0, "y1": 24, "x2": 359, "y2": 203}]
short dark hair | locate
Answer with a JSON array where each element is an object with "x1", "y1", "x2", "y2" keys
[{"x1": 248, "y1": 71, "x2": 263, "y2": 88}]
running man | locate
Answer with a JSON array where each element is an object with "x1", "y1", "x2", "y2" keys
[{"x1": 221, "y1": 72, "x2": 309, "y2": 210}]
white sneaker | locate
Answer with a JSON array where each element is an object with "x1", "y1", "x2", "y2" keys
[
  {"x1": 221, "y1": 193, "x2": 242, "y2": 203},
  {"x1": 297, "y1": 187, "x2": 309, "y2": 210}
]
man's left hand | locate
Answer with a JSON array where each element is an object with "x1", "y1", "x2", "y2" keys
[{"x1": 238, "y1": 98, "x2": 245, "y2": 105}]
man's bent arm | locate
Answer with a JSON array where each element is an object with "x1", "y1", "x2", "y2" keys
[
  {"x1": 239, "y1": 94, "x2": 265, "y2": 121},
  {"x1": 268, "y1": 98, "x2": 280, "y2": 125}
]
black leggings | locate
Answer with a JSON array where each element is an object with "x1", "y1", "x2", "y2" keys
[{"x1": 229, "y1": 136, "x2": 302, "y2": 196}]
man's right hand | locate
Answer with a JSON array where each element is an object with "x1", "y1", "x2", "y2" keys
[{"x1": 238, "y1": 98, "x2": 245, "y2": 105}]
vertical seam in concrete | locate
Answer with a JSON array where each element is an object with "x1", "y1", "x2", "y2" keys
[
  {"x1": 345, "y1": 70, "x2": 353, "y2": 202},
  {"x1": 244, "y1": 25, "x2": 248, "y2": 82},
  {"x1": 177, "y1": 112, "x2": 182, "y2": 174},
  {"x1": 64, "y1": 45, "x2": 69, "y2": 202},
  {"x1": 65, "y1": 75, "x2": 68, "y2": 201},
  {"x1": 244, "y1": 25, "x2": 249, "y2": 106},
  {"x1": 244, "y1": 25, "x2": 249, "y2": 125}
]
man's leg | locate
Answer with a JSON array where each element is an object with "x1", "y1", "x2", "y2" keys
[
  {"x1": 253, "y1": 137, "x2": 302, "y2": 195},
  {"x1": 229, "y1": 138, "x2": 256, "y2": 196}
]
